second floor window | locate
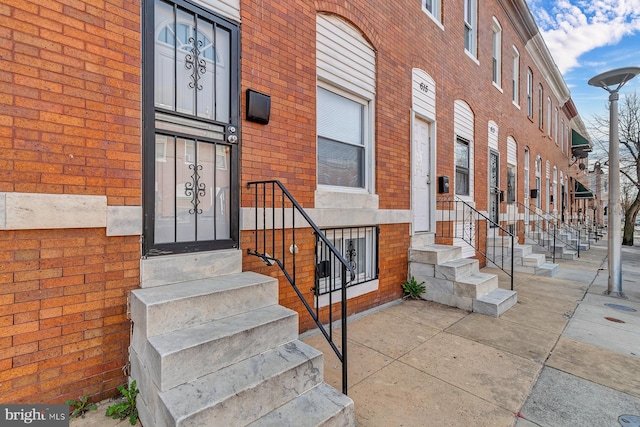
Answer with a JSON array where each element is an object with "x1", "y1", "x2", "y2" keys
[
  {"x1": 492, "y1": 18, "x2": 502, "y2": 86},
  {"x1": 538, "y1": 85, "x2": 544, "y2": 129},
  {"x1": 527, "y1": 69, "x2": 533, "y2": 118},
  {"x1": 512, "y1": 47, "x2": 519, "y2": 105},
  {"x1": 464, "y1": 0, "x2": 477, "y2": 57},
  {"x1": 422, "y1": 0, "x2": 441, "y2": 23}
]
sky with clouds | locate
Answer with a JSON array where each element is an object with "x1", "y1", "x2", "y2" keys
[{"x1": 525, "y1": 0, "x2": 640, "y2": 129}]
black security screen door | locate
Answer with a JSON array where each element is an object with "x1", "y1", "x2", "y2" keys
[{"x1": 143, "y1": 0, "x2": 240, "y2": 256}]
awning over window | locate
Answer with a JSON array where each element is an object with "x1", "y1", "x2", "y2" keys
[
  {"x1": 574, "y1": 180, "x2": 594, "y2": 199},
  {"x1": 571, "y1": 129, "x2": 591, "y2": 150}
]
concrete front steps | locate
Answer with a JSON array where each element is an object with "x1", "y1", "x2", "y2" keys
[
  {"x1": 409, "y1": 244, "x2": 517, "y2": 317},
  {"x1": 130, "y1": 250, "x2": 355, "y2": 427},
  {"x1": 488, "y1": 238, "x2": 559, "y2": 277},
  {"x1": 529, "y1": 239, "x2": 578, "y2": 261}
]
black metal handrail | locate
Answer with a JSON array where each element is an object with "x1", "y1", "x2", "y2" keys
[
  {"x1": 436, "y1": 196, "x2": 514, "y2": 290},
  {"x1": 246, "y1": 180, "x2": 355, "y2": 395},
  {"x1": 505, "y1": 202, "x2": 580, "y2": 261}
]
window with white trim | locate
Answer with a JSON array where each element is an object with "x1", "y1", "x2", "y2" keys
[
  {"x1": 315, "y1": 226, "x2": 379, "y2": 295},
  {"x1": 547, "y1": 97, "x2": 552, "y2": 137},
  {"x1": 527, "y1": 68, "x2": 533, "y2": 118},
  {"x1": 512, "y1": 47, "x2": 519, "y2": 105},
  {"x1": 538, "y1": 84, "x2": 544, "y2": 129},
  {"x1": 455, "y1": 137, "x2": 470, "y2": 196},
  {"x1": 561, "y1": 119, "x2": 565, "y2": 151},
  {"x1": 507, "y1": 165, "x2": 516, "y2": 203},
  {"x1": 317, "y1": 86, "x2": 369, "y2": 189},
  {"x1": 554, "y1": 107, "x2": 559, "y2": 143},
  {"x1": 464, "y1": 0, "x2": 477, "y2": 57},
  {"x1": 492, "y1": 18, "x2": 502, "y2": 87},
  {"x1": 422, "y1": 0, "x2": 441, "y2": 23}
]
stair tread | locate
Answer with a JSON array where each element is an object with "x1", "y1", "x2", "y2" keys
[
  {"x1": 456, "y1": 272, "x2": 497, "y2": 285},
  {"x1": 132, "y1": 271, "x2": 274, "y2": 306},
  {"x1": 475, "y1": 288, "x2": 517, "y2": 303},
  {"x1": 538, "y1": 262, "x2": 558, "y2": 268},
  {"x1": 473, "y1": 288, "x2": 518, "y2": 317},
  {"x1": 149, "y1": 304, "x2": 295, "y2": 356},
  {"x1": 159, "y1": 340, "x2": 324, "y2": 424},
  {"x1": 248, "y1": 382, "x2": 355, "y2": 427},
  {"x1": 440, "y1": 258, "x2": 479, "y2": 268},
  {"x1": 523, "y1": 253, "x2": 545, "y2": 259},
  {"x1": 414, "y1": 244, "x2": 463, "y2": 252}
]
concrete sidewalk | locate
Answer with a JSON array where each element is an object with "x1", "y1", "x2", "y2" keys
[
  {"x1": 72, "y1": 238, "x2": 640, "y2": 426},
  {"x1": 303, "y1": 238, "x2": 640, "y2": 427}
]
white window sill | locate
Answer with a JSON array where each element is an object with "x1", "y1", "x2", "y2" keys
[
  {"x1": 315, "y1": 188, "x2": 379, "y2": 210},
  {"x1": 492, "y1": 82, "x2": 503, "y2": 93},
  {"x1": 422, "y1": 9, "x2": 444, "y2": 31},
  {"x1": 315, "y1": 279, "x2": 379, "y2": 308},
  {"x1": 464, "y1": 50, "x2": 480, "y2": 65}
]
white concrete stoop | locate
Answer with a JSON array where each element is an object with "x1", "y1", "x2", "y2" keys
[
  {"x1": 488, "y1": 237, "x2": 559, "y2": 277},
  {"x1": 130, "y1": 250, "x2": 355, "y2": 427},
  {"x1": 408, "y1": 242, "x2": 517, "y2": 317}
]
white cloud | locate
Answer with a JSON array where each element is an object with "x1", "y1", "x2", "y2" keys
[{"x1": 527, "y1": 0, "x2": 640, "y2": 73}]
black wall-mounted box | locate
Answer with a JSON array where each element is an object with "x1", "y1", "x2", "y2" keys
[
  {"x1": 438, "y1": 176, "x2": 449, "y2": 193},
  {"x1": 530, "y1": 188, "x2": 539, "y2": 199},
  {"x1": 246, "y1": 89, "x2": 271, "y2": 124}
]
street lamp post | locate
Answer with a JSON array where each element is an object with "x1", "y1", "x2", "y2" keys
[{"x1": 588, "y1": 67, "x2": 640, "y2": 298}]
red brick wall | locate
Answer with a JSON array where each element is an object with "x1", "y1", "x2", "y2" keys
[
  {"x1": 0, "y1": 0, "x2": 141, "y2": 205},
  {"x1": 0, "y1": 0, "x2": 141, "y2": 405},
  {"x1": 0, "y1": 0, "x2": 579, "y2": 408},
  {"x1": 0, "y1": 230, "x2": 140, "y2": 404}
]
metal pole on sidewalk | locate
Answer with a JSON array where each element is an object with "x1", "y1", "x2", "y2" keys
[
  {"x1": 607, "y1": 90, "x2": 622, "y2": 295},
  {"x1": 588, "y1": 67, "x2": 640, "y2": 298}
]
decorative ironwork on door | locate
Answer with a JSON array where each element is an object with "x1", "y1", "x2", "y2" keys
[
  {"x1": 143, "y1": 0, "x2": 239, "y2": 256},
  {"x1": 185, "y1": 163, "x2": 206, "y2": 214}
]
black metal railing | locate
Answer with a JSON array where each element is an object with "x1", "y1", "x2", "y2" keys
[
  {"x1": 436, "y1": 196, "x2": 514, "y2": 290},
  {"x1": 504, "y1": 202, "x2": 581, "y2": 262},
  {"x1": 246, "y1": 180, "x2": 355, "y2": 395}
]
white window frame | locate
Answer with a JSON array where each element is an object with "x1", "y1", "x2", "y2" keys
[
  {"x1": 455, "y1": 137, "x2": 471, "y2": 196},
  {"x1": 561, "y1": 119, "x2": 565, "y2": 152},
  {"x1": 527, "y1": 69, "x2": 533, "y2": 118},
  {"x1": 316, "y1": 83, "x2": 373, "y2": 193},
  {"x1": 554, "y1": 107, "x2": 559, "y2": 144},
  {"x1": 538, "y1": 84, "x2": 544, "y2": 129},
  {"x1": 492, "y1": 18, "x2": 502, "y2": 88},
  {"x1": 512, "y1": 47, "x2": 519, "y2": 107},
  {"x1": 422, "y1": 0, "x2": 442, "y2": 26},
  {"x1": 507, "y1": 164, "x2": 516, "y2": 203},
  {"x1": 315, "y1": 227, "x2": 379, "y2": 307},
  {"x1": 464, "y1": 0, "x2": 478, "y2": 58},
  {"x1": 547, "y1": 97, "x2": 552, "y2": 137}
]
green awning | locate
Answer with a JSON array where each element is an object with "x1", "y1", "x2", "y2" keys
[
  {"x1": 571, "y1": 129, "x2": 592, "y2": 150},
  {"x1": 574, "y1": 180, "x2": 594, "y2": 199}
]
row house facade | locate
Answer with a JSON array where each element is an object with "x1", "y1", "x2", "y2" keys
[{"x1": 0, "y1": 0, "x2": 592, "y2": 420}]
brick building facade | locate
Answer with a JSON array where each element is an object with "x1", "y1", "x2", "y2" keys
[{"x1": 0, "y1": 0, "x2": 590, "y2": 412}]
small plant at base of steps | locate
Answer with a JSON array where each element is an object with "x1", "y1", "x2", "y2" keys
[
  {"x1": 402, "y1": 276, "x2": 426, "y2": 300},
  {"x1": 65, "y1": 395, "x2": 97, "y2": 419},
  {"x1": 106, "y1": 380, "x2": 139, "y2": 425}
]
